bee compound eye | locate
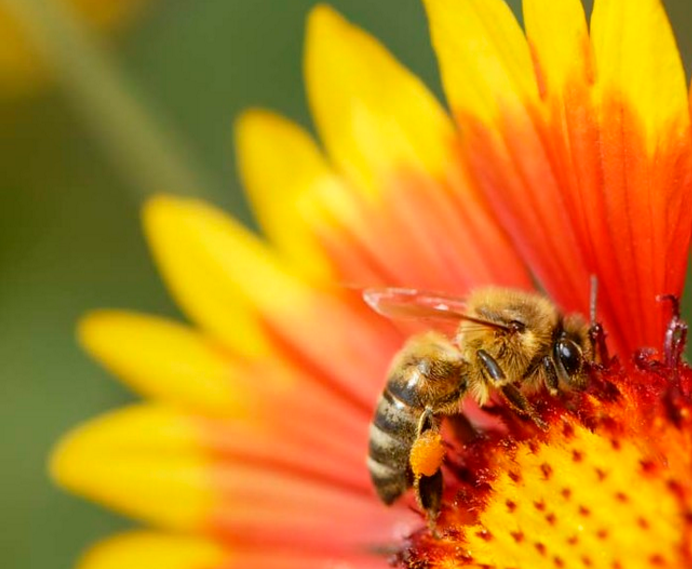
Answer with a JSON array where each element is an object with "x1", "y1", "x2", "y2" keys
[{"x1": 556, "y1": 339, "x2": 582, "y2": 377}]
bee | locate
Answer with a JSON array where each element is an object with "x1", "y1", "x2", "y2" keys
[{"x1": 365, "y1": 287, "x2": 595, "y2": 522}]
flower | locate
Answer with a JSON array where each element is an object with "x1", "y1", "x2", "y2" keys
[
  {"x1": 51, "y1": 1, "x2": 692, "y2": 568},
  {"x1": 0, "y1": 0, "x2": 152, "y2": 97}
]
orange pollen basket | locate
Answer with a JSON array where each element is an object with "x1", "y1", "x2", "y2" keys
[
  {"x1": 395, "y1": 309, "x2": 692, "y2": 569},
  {"x1": 410, "y1": 430, "x2": 446, "y2": 479}
]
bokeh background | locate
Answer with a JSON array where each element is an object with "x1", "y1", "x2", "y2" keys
[{"x1": 2, "y1": 1, "x2": 692, "y2": 568}]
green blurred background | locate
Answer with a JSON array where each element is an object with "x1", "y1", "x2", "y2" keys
[{"x1": 1, "y1": 1, "x2": 691, "y2": 568}]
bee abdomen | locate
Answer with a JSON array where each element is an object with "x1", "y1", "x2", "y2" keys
[
  {"x1": 367, "y1": 455, "x2": 407, "y2": 505},
  {"x1": 386, "y1": 359, "x2": 429, "y2": 406},
  {"x1": 373, "y1": 389, "x2": 419, "y2": 438},
  {"x1": 368, "y1": 390, "x2": 419, "y2": 504}
]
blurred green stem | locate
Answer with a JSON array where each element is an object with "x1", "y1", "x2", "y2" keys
[{"x1": 2, "y1": 0, "x2": 220, "y2": 202}]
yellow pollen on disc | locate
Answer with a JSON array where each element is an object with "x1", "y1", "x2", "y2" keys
[
  {"x1": 410, "y1": 430, "x2": 446, "y2": 478},
  {"x1": 433, "y1": 422, "x2": 685, "y2": 569}
]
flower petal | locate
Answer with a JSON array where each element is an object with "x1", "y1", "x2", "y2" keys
[
  {"x1": 591, "y1": 0, "x2": 688, "y2": 148},
  {"x1": 144, "y1": 195, "x2": 401, "y2": 410},
  {"x1": 424, "y1": 0, "x2": 590, "y2": 315},
  {"x1": 80, "y1": 307, "x2": 370, "y2": 452},
  {"x1": 523, "y1": 0, "x2": 591, "y2": 97},
  {"x1": 52, "y1": 405, "x2": 417, "y2": 555},
  {"x1": 305, "y1": 4, "x2": 454, "y2": 196},
  {"x1": 588, "y1": 0, "x2": 692, "y2": 349},
  {"x1": 143, "y1": 196, "x2": 271, "y2": 358},
  {"x1": 78, "y1": 532, "x2": 227, "y2": 569},
  {"x1": 521, "y1": 0, "x2": 627, "y2": 343},
  {"x1": 78, "y1": 311, "x2": 251, "y2": 416},
  {"x1": 235, "y1": 108, "x2": 393, "y2": 286},
  {"x1": 303, "y1": 5, "x2": 531, "y2": 293},
  {"x1": 79, "y1": 531, "x2": 390, "y2": 569},
  {"x1": 426, "y1": 0, "x2": 692, "y2": 352},
  {"x1": 235, "y1": 109, "x2": 336, "y2": 283},
  {"x1": 423, "y1": 0, "x2": 537, "y2": 123},
  {"x1": 50, "y1": 405, "x2": 212, "y2": 531}
]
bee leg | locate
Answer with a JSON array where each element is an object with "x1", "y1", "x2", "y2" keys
[
  {"x1": 416, "y1": 469, "x2": 443, "y2": 535},
  {"x1": 588, "y1": 322, "x2": 611, "y2": 367},
  {"x1": 542, "y1": 357, "x2": 559, "y2": 396},
  {"x1": 416, "y1": 407, "x2": 436, "y2": 435},
  {"x1": 410, "y1": 408, "x2": 445, "y2": 528},
  {"x1": 501, "y1": 383, "x2": 548, "y2": 431},
  {"x1": 476, "y1": 349, "x2": 505, "y2": 385},
  {"x1": 477, "y1": 349, "x2": 547, "y2": 429}
]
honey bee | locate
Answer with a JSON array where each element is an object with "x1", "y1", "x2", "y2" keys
[{"x1": 365, "y1": 287, "x2": 595, "y2": 522}]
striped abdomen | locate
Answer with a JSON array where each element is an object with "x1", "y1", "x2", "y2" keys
[
  {"x1": 367, "y1": 335, "x2": 468, "y2": 505},
  {"x1": 367, "y1": 384, "x2": 421, "y2": 504}
]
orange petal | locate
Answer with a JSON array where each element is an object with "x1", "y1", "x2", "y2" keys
[
  {"x1": 51, "y1": 404, "x2": 416, "y2": 555},
  {"x1": 587, "y1": 0, "x2": 692, "y2": 350},
  {"x1": 144, "y1": 195, "x2": 402, "y2": 410},
  {"x1": 522, "y1": 0, "x2": 625, "y2": 344},
  {"x1": 79, "y1": 306, "x2": 373, "y2": 447},
  {"x1": 591, "y1": 0, "x2": 688, "y2": 149},
  {"x1": 208, "y1": 461, "x2": 414, "y2": 553},
  {"x1": 303, "y1": 5, "x2": 531, "y2": 293},
  {"x1": 426, "y1": 0, "x2": 692, "y2": 353},
  {"x1": 424, "y1": 0, "x2": 591, "y2": 315}
]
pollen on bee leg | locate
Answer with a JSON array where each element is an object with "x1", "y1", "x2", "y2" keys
[
  {"x1": 411, "y1": 416, "x2": 448, "y2": 527},
  {"x1": 410, "y1": 429, "x2": 445, "y2": 479},
  {"x1": 411, "y1": 429, "x2": 446, "y2": 530}
]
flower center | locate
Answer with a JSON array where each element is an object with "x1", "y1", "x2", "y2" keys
[{"x1": 395, "y1": 356, "x2": 692, "y2": 568}]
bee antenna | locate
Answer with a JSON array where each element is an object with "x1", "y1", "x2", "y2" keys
[{"x1": 589, "y1": 275, "x2": 598, "y2": 326}]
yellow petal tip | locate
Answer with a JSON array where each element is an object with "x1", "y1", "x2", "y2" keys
[
  {"x1": 233, "y1": 108, "x2": 299, "y2": 164},
  {"x1": 234, "y1": 107, "x2": 342, "y2": 281},
  {"x1": 77, "y1": 309, "x2": 117, "y2": 350},
  {"x1": 306, "y1": 3, "x2": 341, "y2": 29},
  {"x1": 141, "y1": 194, "x2": 201, "y2": 246},
  {"x1": 78, "y1": 532, "x2": 228, "y2": 569},
  {"x1": 49, "y1": 406, "x2": 212, "y2": 530},
  {"x1": 234, "y1": 107, "x2": 290, "y2": 140},
  {"x1": 306, "y1": 0, "x2": 454, "y2": 193},
  {"x1": 140, "y1": 193, "x2": 275, "y2": 358},
  {"x1": 78, "y1": 310, "x2": 250, "y2": 416},
  {"x1": 142, "y1": 193, "x2": 193, "y2": 227}
]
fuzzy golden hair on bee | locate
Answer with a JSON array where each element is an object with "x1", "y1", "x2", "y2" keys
[{"x1": 364, "y1": 286, "x2": 598, "y2": 522}]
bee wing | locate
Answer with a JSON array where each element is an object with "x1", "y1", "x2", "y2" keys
[
  {"x1": 363, "y1": 287, "x2": 510, "y2": 332},
  {"x1": 363, "y1": 287, "x2": 469, "y2": 320}
]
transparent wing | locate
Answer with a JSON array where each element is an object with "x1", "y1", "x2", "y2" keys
[
  {"x1": 363, "y1": 287, "x2": 469, "y2": 320},
  {"x1": 363, "y1": 287, "x2": 510, "y2": 333}
]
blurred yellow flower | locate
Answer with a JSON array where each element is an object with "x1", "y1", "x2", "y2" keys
[{"x1": 0, "y1": 0, "x2": 151, "y2": 97}]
